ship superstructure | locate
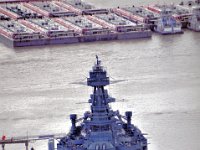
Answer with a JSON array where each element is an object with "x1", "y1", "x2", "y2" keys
[
  {"x1": 55, "y1": 56, "x2": 148, "y2": 150},
  {"x1": 152, "y1": 7, "x2": 183, "y2": 34},
  {"x1": 187, "y1": 5, "x2": 200, "y2": 31},
  {"x1": 146, "y1": 4, "x2": 192, "y2": 27},
  {"x1": 177, "y1": 0, "x2": 200, "y2": 31},
  {"x1": 0, "y1": 57, "x2": 148, "y2": 150}
]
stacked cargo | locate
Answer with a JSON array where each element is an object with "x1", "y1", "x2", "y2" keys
[{"x1": 0, "y1": 20, "x2": 44, "y2": 46}]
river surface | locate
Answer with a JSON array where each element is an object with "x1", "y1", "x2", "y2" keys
[{"x1": 0, "y1": 0, "x2": 200, "y2": 150}]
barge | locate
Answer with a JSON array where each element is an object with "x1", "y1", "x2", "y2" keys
[
  {"x1": 0, "y1": 3, "x2": 42, "y2": 19},
  {"x1": 24, "y1": 1, "x2": 77, "y2": 17},
  {"x1": 0, "y1": 18, "x2": 151, "y2": 47},
  {"x1": 177, "y1": 0, "x2": 200, "y2": 31},
  {"x1": 0, "y1": 0, "x2": 199, "y2": 47},
  {"x1": 54, "y1": 0, "x2": 109, "y2": 15},
  {"x1": 112, "y1": 6, "x2": 159, "y2": 30},
  {"x1": 0, "y1": 20, "x2": 45, "y2": 47},
  {"x1": 87, "y1": 13, "x2": 152, "y2": 39}
]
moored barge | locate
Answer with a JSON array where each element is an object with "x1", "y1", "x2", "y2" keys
[{"x1": 111, "y1": 6, "x2": 159, "y2": 30}]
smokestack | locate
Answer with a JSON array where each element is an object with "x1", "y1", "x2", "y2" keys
[
  {"x1": 70, "y1": 114, "x2": 77, "y2": 132},
  {"x1": 125, "y1": 111, "x2": 132, "y2": 127}
]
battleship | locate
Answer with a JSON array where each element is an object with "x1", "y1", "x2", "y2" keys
[{"x1": 0, "y1": 56, "x2": 148, "y2": 150}]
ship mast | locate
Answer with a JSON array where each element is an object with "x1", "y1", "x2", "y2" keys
[{"x1": 87, "y1": 55, "x2": 115, "y2": 109}]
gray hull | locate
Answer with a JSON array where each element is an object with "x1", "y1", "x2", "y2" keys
[{"x1": 0, "y1": 31, "x2": 152, "y2": 47}]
